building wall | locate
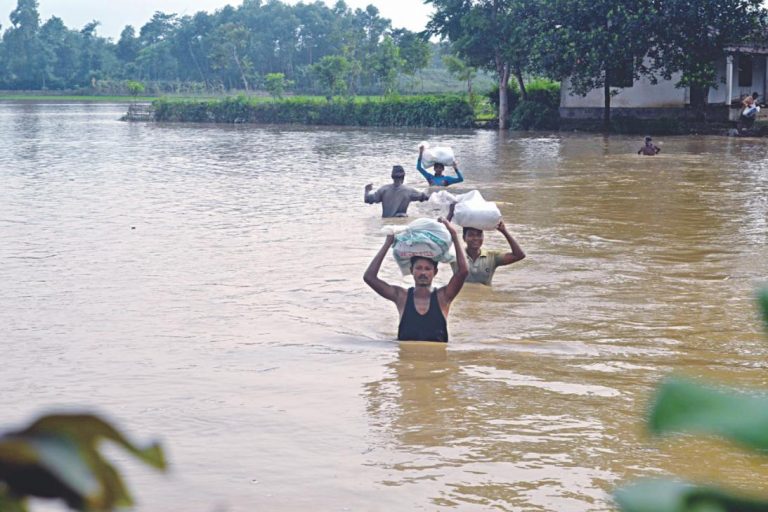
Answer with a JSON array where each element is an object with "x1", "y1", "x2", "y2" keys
[
  {"x1": 560, "y1": 72, "x2": 688, "y2": 109},
  {"x1": 708, "y1": 55, "x2": 766, "y2": 104}
]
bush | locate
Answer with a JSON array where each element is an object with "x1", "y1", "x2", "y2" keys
[
  {"x1": 525, "y1": 78, "x2": 560, "y2": 109},
  {"x1": 486, "y1": 78, "x2": 561, "y2": 112},
  {"x1": 486, "y1": 81, "x2": 521, "y2": 114},
  {"x1": 510, "y1": 100, "x2": 559, "y2": 130},
  {"x1": 152, "y1": 94, "x2": 475, "y2": 128}
]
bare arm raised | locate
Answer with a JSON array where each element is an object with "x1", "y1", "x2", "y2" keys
[
  {"x1": 496, "y1": 220, "x2": 526, "y2": 266},
  {"x1": 437, "y1": 217, "x2": 467, "y2": 310},
  {"x1": 364, "y1": 183, "x2": 376, "y2": 204},
  {"x1": 363, "y1": 234, "x2": 406, "y2": 307}
]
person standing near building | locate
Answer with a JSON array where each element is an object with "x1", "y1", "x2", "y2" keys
[{"x1": 637, "y1": 136, "x2": 661, "y2": 155}]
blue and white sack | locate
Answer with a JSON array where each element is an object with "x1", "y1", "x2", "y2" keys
[{"x1": 382, "y1": 218, "x2": 456, "y2": 275}]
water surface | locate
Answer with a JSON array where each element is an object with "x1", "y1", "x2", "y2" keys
[{"x1": 2, "y1": 102, "x2": 768, "y2": 511}]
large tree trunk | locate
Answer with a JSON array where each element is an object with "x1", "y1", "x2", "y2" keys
[
  {"x1": 496, "y1": 57, "x2": 511, "y2": 129},
  {"x1": 689, "y1": 85, "x2": 708, "y2": 120}
]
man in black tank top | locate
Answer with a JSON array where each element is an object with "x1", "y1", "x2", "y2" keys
[{"x1": 363, "y1": 218, "x2": 468, "y2": 342}]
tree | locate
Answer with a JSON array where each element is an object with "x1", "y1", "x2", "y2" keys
[
  {"x1": 264, "y1": 72, "x2": 291, "y2": 99},
  {"x1": 171, "y1": 12, "x2": 215, "y2": 88},
  {"x1": 126, "y1": 79, "x2": 145, "y2": 98},
  {"x1": 649, "y1": 0, "x2": 768, "y2": 110},
  {"x1": 38, "y1": 16, "x2": 77, "y2": 88},
  {"x1": 207, "y1": 22, "x2": 254, "y2": 90},
  {"x1": 310, "y1": 54, "x2": 352, "y2": 100},
  {"x1": 116, "y1": 25, "x2": 139, "y2": 63},
  {"x1": 443, "y1": 54, "x2": 477, "y2": 97},
  {"x1": 537, "y1": 0, "x2": 657, "y2": 130},
  {"x1": 3, "y1": 0, "x2": 44, "y2": 88},
  {"x1": 370, "y1": 36, "x2": 403, "y2": 95},
  {"x1": 426, "y1": 0, "x2": 544, "y2": 129},
  {"x1": 392, "y1": 28, "x2": 431, "y2": 91}
]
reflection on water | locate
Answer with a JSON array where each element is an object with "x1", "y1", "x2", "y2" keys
[{"x1": 1, "y1": 102, "x2": 768, "y2": 511}]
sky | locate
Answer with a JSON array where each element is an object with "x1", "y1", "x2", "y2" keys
[{"x1": 0, "y1": 0, "x2": 434, "y2": 40}]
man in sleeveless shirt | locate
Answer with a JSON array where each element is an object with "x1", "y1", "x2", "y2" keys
[{"x1": 363, "y1": 218, "x2": 468, "y2": 342}]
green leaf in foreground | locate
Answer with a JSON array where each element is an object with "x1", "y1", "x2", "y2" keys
[
  {"x1": 614, "y1": 479, "x2": 768, "y2": 512},
  {"x1": 0, "y1": 413, "x2": 166, "y2": 511},
  {"x1": 649, "y1": 377, "x2": 768, "y2": 451},
  {"x1": 758, "y1": 288, "x2": 768, "y2": 331}
]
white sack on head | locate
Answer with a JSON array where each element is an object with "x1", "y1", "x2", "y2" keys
[
  {"x1": 386, "y1": 218, "x2": 456, "y2": 275},
  {"x1": 451, "y1": 190, "x2": 502, "y2": 231},
  {"x1": 428, "y1": 190, "x2": 458, "y2": 206},
  {"x1": 418, "y1": 141, "x2": 456, "y2": 168}
]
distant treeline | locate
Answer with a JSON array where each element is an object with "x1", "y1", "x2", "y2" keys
[
  {"x1": 0, "y1": 0, "x2": 444, "y2": 95},
  {"x1": 152, "y1": 95, "x2": 476, "y2": 128}
]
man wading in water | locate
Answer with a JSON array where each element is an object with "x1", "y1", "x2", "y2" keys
[{"x1": 364, "y1": 218, "x2": 468, "y2": 342}]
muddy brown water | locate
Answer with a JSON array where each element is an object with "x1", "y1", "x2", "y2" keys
[{"x1": 2, "y1": 102, "x2": 767, "y2": 511}]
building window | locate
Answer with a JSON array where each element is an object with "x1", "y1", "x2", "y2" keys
[
  {"x1": 609, "y1": 58, "x2": 634, "y2": 88},
  {"x1": 739, "y1": 55, "x2": 753, "y2": 87}
]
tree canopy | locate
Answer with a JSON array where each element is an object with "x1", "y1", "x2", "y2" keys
[{"x1": 0, "y1": 0, "x2": 433, "y2": 95}]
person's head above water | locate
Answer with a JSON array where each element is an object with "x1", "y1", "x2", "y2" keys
[
  {"x1": 645, "y1": 136, "x2": 653, "y2": 144},
  {"x1": 753, "y1": 92, "x2": 760, "y2": 100},
  {"x1": 391, "y1": 165, "x2": 405, "y2": 184},
  {"x1": 462, "y1": 227, "x2": 484, "y2": 250},
  {"x1": 433, "y1": 162, "x2": 445, "y2": 176},
  {"x1": 410, "y1": 256, "x2": 438, "y2": 287}
]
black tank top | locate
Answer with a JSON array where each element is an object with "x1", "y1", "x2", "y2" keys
[{"x1": 397, "y1": 288, "x2": 448, "y2": 342}]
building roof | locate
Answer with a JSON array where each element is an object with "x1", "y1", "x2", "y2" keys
[{"x1": 724, "y1": 43, "x2": 768, "y2": 55}]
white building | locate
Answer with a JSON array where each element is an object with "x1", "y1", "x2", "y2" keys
[{"x1": 560, "y1": 44, "x2": 768, "y2": 122}]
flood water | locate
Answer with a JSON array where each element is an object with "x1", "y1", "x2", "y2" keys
[{"x1": 2, "y1": 102, "x2": 768, "y2": 511}]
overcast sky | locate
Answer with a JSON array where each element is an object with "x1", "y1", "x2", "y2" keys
[{"x1": 0, "y1": 0, "x2": 434, "y2": 40}]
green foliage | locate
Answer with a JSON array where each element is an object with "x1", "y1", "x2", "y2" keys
[
  {"x1": 442, "y1": 54, "x2": 478, "y2": 97},
  {"x1": 648, "y1": 0, "x2": 767, "y2": 105},
  {"x1": 125, "y1": 80, "x2": 144, "y2": 97},
  {"x1": 524, "y1": 78, "x2": 560, "y2": 109},
  {"x1": 0, "y1": 0, "x2": 446, "y2": 94},
  {"x1": 370, "y1": 36, "x2": 404, "y2": 95},
  {"x1": 615, "y1": 479, "x2": 768, "y2": 512},
  {"x1": 392, "y1": 29, "x2": 431, "y2": 77},
  {"x1": 152, "y1": 94, "x2": 475, "y2": 128},
  {"x1": 614, "y1": 288, "x2": 768, "y2": 512},
  {"x1": 649, "y1": 377, "x2": 768, "y2": 450},
  {"x1": 510, "y1": 100, "x2": 559, "y2": 130},
  {"x1": 310, "y1": 55, "x2": 352, "y2": 100},
  {"x1": 0, "y1": 413, "x2": 166, "y2": 511},
  {"x1": 426, "y1": 0, "x2": 545, "y2": 127},
  {"x1": 487, "y1": 78, "x2": 560, "y2": 129},
  {"x1": 264, "y1": 73, "x2": 291, "y2": 99},
  {"x1": 758, "y1": 288, "x2": 768, "y2": 330},
  {"x1": 487, "y1": 81, "x2": 521, "y2": 114}
]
